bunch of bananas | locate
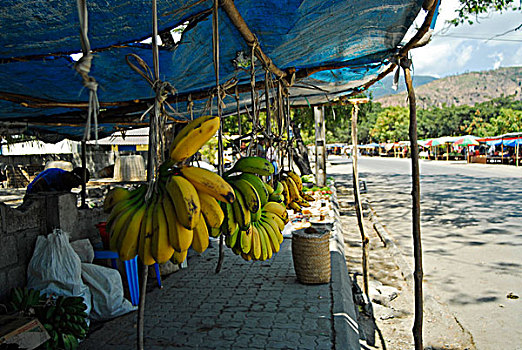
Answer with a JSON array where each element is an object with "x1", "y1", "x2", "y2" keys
[
  {"x1": 221, "y1": 156, "x2": 290, "y2": 261},
  {"x1": 37, "y1": 296, "x2": 89, "y2": 350},
  {"x1": 279, "y1": 170, "x2": 314, "y2": 213},
  {"x1": 103, "y1": 115, "x2": 235, "y2": 265},
  {"x1": 8, "y1": 288, "x2": 89, "y2": 350}
]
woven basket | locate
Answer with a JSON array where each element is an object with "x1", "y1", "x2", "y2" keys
[{"x1": 292, "y1": 229, "x2": 331, "y2": 284}]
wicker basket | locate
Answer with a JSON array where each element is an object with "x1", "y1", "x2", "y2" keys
[{"x1": 291, "y1": 229, "x2": 331, "y2": 284}]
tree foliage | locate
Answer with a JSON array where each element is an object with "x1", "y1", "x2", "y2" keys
[{"x1": 449, "y1": 0, "x2": 521, "y2": 26}]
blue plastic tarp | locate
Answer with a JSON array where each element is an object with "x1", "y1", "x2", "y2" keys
[{"x1": 0, "y1": 0, "x2": 425, "y2": 139}]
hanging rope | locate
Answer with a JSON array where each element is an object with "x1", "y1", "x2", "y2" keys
[{"x1": 75, "y1": 0, "x2": 100, "y2": 142}]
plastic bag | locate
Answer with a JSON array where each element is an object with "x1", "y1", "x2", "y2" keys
[
  {"x1": 81, "y1": 263, "x2": 136, "y2": 321},
  {"x1": 27, "y1": 229, "x2": 92, "y2": 317},
  {"x1": 70, "y1": 239, "x2": 95, "y2": 263}
]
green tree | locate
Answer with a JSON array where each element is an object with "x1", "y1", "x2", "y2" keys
[
  {"x1": 370, "y1": 106, "x2": 409, "y2": 142},
  {"x1": 486, "y1": 107, "x2": 522, "y2": 134}
]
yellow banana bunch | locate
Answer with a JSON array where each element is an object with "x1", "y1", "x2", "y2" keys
[
  {"x1": 169, "y1": 115, "x2": 220, "y2": 163},
  {"x1": 105, "y1": 115, "x2": 236, "y2": 266},
  {"x1": 279, "y1": 170, "x2": 313, "y2": 213}
]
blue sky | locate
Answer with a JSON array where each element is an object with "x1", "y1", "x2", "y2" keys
[{"x1": 408, "y1": 0, "x2": 521, "y2": 78}]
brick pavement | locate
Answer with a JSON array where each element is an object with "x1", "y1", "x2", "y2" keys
[{"x1": 79, "y1": 231, "x2": 359, "y2": 350}]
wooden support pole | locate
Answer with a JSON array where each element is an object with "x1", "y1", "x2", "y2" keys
[
  {"x1": 314, "y1": 106, "x2": 326, "y2": 187},
  {"x1": 350, "y1": 103, "x2": 369, "y2": 296},
  {"x1": 80, "y1": 140, "x2": 87, "y2": 209},
  {"x1": 403, "y1": 60, "x2": 423, "y2": 350},
  {"x1": 220, "y1": 0, "x2": 286, "y2": 81}
]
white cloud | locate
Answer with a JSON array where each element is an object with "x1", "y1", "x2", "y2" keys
[{"x1": 407, "y1": 0, "x2": 522, "y2": 77}]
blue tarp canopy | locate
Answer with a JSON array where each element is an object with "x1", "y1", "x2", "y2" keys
[{"x1": 0, "y1": 0, "x2": 427, "y2": 140}]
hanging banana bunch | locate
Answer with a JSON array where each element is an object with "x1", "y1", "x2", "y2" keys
[
  {"x1": 103, "y1": 116, "x2": 235, "y2": 265},
  {"x1": 221, "y1": 156, "x2": 290, "y2": 261}
]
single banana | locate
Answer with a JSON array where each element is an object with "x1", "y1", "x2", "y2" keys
[
  {"x1": 260, "y1": 215, "x2": 284, "y2": 244},
  {"x1": 239, "y1": 173, "x2": 269, "y2": 206},
  {"x1": 161, "y1": 191, "x2": 182, "y2": 251},
  {"x1": 117, "y1": 202, "x2": 147, "y2": 260},
  {"x1": 280, "y1": 180, "x2": 290, "y2": 206},
  {"x1": 284, "y1": 177, "x2": 299, "y2": 203},
  {"x1": 169, "y1": 115, "x2": 220, "y2": 163},
  {"x1": 263, "y1": 201, "x2": 289, "y2": 223},
  {"x1": 240, "y1": 226, "x2": 252, "y2": 254},
  {"x1": 273, "y1": 181, "x2": 284, "y2": 195},
  {"x1": 258, "y1": 222, "x2": 272, "y2": 260},
  {"x1": 138, "y1": 198, "x2": 157, "y2": 265},
  {"x1": 250, "y1": 224, "x2": 262, "y2": 260},
  {"x1": 191, "y1": 214, "x2": 209, "y2": 253},
  {"x1": 171, "y1": 215, "x2": 194, "y2": 252},
  {"x1": 258, "y1": 219, "x2": 280, "y2": 253},
  {"x1": 231, "y1": 179, "x2": 260, "y2": 213},
  {"x1": 180, "y1": 165, "x2": 235, "y2": 203},
  {"x1": 262, "y1": 211, "x2": 286, "y2": 231},
  {"x1": 302, "y1": 192, "x2": 315, "y2": 202},
  {"x1": 228, "y1": 156, "x2": 274, "y2": 176},
  {"x1": 264, "y1": 183, "x2": 274, "y2": 195},
  {"x1": 231, "y1": 187, "x2": 251, "y2": 230},
  {"x1": 198, "y1": 190, "x2": 225, "y2": 228},
  {"x1": 109, "y1": 198, "x2": 144, "y2": 252},
  {"x1": 165, "y1": 175, "x2": 201, "y2": 230},
  {"x1": 295, "y1": 195, "x2": 311, "y2": 207},
  {"x1": 151, "y1": 199, "x2": 175, "y2": 264},
  {"x1": 171, "y1": 250, "x2": 188, "y2": 264},
  {"x1": 268, "y1": 193, "x2": 285, "y2": 204},
  {"x1": 225, "y1": 223, "x2": 240, "y2": 248},
  {"x1": 106, "y1": 185, "x2": 146, "y2": 233},
  {"x1": 289, "y1": 201, "x2": 302, "y2": 213},
  {"x1": 103, "y1": 187, "x2": 131, "y2": 213}
]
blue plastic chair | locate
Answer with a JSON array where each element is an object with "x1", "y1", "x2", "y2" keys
[{"x1": 93, "y1": 250, "x2": 162, "y2": 306}]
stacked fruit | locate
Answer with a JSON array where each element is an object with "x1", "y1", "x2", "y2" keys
[
  {"x1": 103, "y1": 115, "x2": 235, "y2": 265},
  {"x1": 279, "y1": 170, "x2": 314, "y2": 212},
  {"x1": 8, "y1": 287, "x2": 89, "y2": 350},
  {"x1": 38, "y1": 296, "x2": 89, "y2": 350},
  {"x1": 221, "y1": 157, "x2": 290, "y2": 261}
]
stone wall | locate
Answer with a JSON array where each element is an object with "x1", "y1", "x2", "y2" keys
[{"x1": 0, "y1": 193, "x2": 107, "y2": 301}]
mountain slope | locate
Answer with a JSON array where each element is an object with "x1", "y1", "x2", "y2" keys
[
  {"x1": 375, "y1": 66, "x2": 522, "y2": 108},
  {"x1": 368, "y1": 74, "x2": 438, "y2": 99}
]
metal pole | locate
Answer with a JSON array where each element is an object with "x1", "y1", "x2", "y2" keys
[
  {"x1": 403, "y1": 60, "x2": 423, "y2": 350},
  {"x1": 351, "y1": 104, "x2": 369, "y2": 296}
]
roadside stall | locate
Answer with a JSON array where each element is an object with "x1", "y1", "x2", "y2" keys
[{"x1": 0, "y1": 1, "x2": 440, "y2": 349}]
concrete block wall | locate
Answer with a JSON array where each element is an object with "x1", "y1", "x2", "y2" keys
[{"x1": 0, "y1": 194, "x2": 108, "y2": 301}]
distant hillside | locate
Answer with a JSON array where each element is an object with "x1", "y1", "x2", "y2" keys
[
  {"x1": 375, "y1": 66, "x2": 522, "y2": 108},
  {"x1": 368, "y1": 74, "x2": 438, "y2": 99}
]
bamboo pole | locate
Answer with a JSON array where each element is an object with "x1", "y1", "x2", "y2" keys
[
  {"x1": 350, "y1": 102, "x2": 369, "y2": 296},
  {"x1": 403, "y1": 61, "x2": 423, "y2": 350}
]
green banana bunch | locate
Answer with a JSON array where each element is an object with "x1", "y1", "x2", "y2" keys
[
  {"x1": 225, "y1": 156, "x2": 275, "y2": 177},
  {"x1": 219, "y1": 166, "x2": 289, "y2": 261}
]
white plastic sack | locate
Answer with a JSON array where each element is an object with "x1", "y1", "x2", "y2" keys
[
  {"x1": 27, "y1": 229, "x2": 92, "y2": 317},
  {"x1": 81, "y1": 263, "x2": 136, "y2": 321},
  {"x1": 70, "y1": 239, "x2": 95, "y2": 263}
]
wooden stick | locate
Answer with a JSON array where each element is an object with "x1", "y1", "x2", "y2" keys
[
  {"x1": 351, "y1": 103, "x2": 369, "y2": 296},
  {"x1": 403, "y1": 62, "x2": 423, "y2": 350}
]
